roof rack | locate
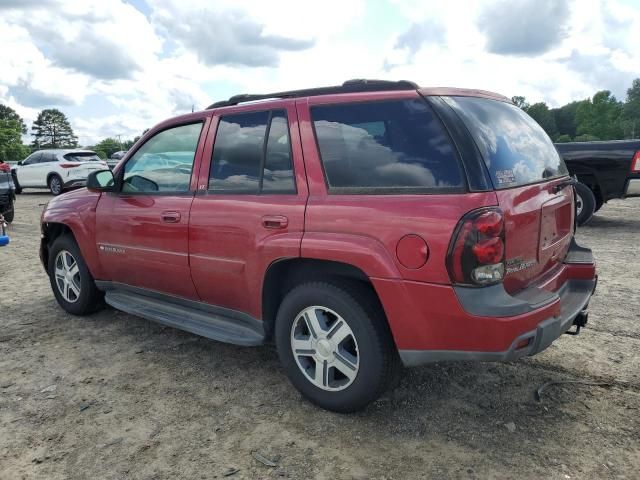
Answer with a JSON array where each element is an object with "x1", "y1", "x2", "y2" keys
[{"x1": 206, "y1": 79, "x2": 419, "y2": 109}]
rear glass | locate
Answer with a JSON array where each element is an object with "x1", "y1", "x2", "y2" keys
[
  {"x1": 63, "y1": 152, "x2": 101, "y2": 162},
  {"x1": 311, "y1": 99, "x2": 462, "y2": 192},
  {"x1": 443, "y1": 96, "x2": 568, "y2": 189}
]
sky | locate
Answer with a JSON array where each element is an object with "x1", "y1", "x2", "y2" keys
[{"x1": 0, "y1": 0, "x2": 639, "y2": 146}]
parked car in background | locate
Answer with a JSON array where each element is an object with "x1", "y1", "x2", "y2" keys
[
  {"x1": 0, "y1": 170, "x2": 15, "y2": 223},
  {"x1": 555, "y1": 139, "x2": 640, "y2": 225},
  {"x1": 107, "y1": 150, "x2": 128, "y2": 170},
  {"x1": 39, "y1": 80, "x2": 596, "y2": 412},
  {"x1": 12, "y1": 149, "x2": 108, "y2": 195}
]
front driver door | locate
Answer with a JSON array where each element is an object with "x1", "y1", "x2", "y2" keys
[
  {"x1": 17, "y1": 152, "x2": 42, "y2": 186},
  {"x1": 95, "y1": 120, "x2": 208, "y2": 300}
]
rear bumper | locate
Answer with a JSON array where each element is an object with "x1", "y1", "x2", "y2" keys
[
  {"x1": 62, "y1": 179, "x2": 87, "y2": 189},
  {"x1": 624, "y1": 178, "x2": 640, "y2": 197},
  {"x1": 398, "y1": 278, "x2": 595, "y2": 366},
  {"x1": 373, "y1": 239, "x2": 597, "y2": 366}
]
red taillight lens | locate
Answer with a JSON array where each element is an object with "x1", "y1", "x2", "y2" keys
[
  {"x1": 447, "y1": 207, "x2": 506, "y2": 286},
  {"x1": 474, "y1": 211, "x2": 503, "y2": 237},
  {"x1": 59, "y1": 163, "x2": 80, "y2": 169},
  {"x1": 631, "y1": 151, "x2": 640, "y2": 173},
  {"x1": 472, "y1": 237, "x2": 504, "y2": 264}
]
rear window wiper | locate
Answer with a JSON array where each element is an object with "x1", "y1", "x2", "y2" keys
[{"x1": 553, "y1": 176, "x2": 578, "y2": 193}]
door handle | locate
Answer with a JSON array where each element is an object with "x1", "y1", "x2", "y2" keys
[
  {"x1": 161, "y1": 211, "x2": 181, "y2": 223},
  {"x1": 262, "y1": 215, "x2": 288, "y2": 229}
]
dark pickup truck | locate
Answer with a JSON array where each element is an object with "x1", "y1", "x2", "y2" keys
[{"x1": 555, "y1": 140, "x2": 640, "y2": 225}]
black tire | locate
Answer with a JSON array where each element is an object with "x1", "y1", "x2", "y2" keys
[
  {"x1": 11, "y1": 172, "x2": 22, "y2": 194},
  {"x1": 575, "y1": 182, "x2": 596, "y2": 226},
  {"x1": 275, "y1": 281, "x2": 400, "y2": 413},
  {"x1": 47, "y1": 235, "x2": 103, "y2": 315},
  {"x1": 2, "y1": 200, "x2": 14, "y2": 223},
  {"x1": 48, "y1": 174, "x2": 63, "y2": 196},
  {"x1": 594, "y1": 196, "x2": 604, "y2": 213}
]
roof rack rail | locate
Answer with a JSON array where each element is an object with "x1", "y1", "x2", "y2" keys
[{"x1": 206, "y1": 79, "x2": 419, "y2": 109}]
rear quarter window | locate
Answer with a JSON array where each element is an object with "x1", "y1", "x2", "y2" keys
[
  {"x1": 311, "y1": 99, "x2": 463, "y2": 193},
  {"x1": 443, "y1": 96, "x2": 568, "y2": 189}
]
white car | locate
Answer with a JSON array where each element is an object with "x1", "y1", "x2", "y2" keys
[{"x1": 12, "y1": 150, "x2": 108, "y2": 196}]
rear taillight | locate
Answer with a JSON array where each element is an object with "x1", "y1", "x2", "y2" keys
[
  {"x1": 447, "y1": 207, "x2": 506, "y2": 286},
  {"x1": 59, "y1": 164, "x2": 80, "y2": 169},
  {"x1": 631, "y1": 151, "x2": 640, "y2": 173}
]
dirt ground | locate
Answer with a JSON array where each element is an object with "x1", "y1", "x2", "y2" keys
[{"x1": 1, "y1": 191, "x2": 639, "y2": 480}]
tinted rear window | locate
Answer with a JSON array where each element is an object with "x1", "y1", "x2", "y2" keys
[
  {"x1": 311, "y1": 99, "x2": 462, "y2": 192},
  {"x1": 443, "y1": 96, "x2": 568, "y2": 189},
  {"x1": 63, "y1": 152, "x2": 101, "y2": 162},
  {"x1": 209, "y1": 110, "x2": 295, "y2": 193}
]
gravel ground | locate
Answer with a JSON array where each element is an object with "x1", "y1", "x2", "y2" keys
[{"x1": 1, "y1": 192, "x2": 639, "y2": 480}]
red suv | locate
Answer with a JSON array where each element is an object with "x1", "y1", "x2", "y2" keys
[{"x1": 40, "y1": 80, "x2": 597, "y2": 412}]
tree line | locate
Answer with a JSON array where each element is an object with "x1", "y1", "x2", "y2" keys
[
  {"x1": 0, "y1": 106, "x2": 143, "y2": 162},
  {"x1": 513, "y1": 77, "x2": 640, "y2": 142},
  {"x1": 2, "y1": 77, "x2": 640, "y2": 163}
]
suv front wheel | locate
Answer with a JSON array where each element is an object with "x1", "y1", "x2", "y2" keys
[
  {"x1": 275, "y1": 281, "x2": 400, "y2": 412},
  {"x1": 48, "y1": 235, "x2": 103, "y2": 315}
]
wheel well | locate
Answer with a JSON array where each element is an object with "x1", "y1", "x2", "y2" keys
[
  {"x1": 47, "y1": 172, "x2": 62, "y2": 184},
  {"x1": 41, "y1": 222, "x2": 74, "y2": 269},
  {"x1": 261, "y1": 258, "x2": 379, "y2": 339},
  {"x1": 576, "y1": 175, "x2": 603, "y2": 204}
]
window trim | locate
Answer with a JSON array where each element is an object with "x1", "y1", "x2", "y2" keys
[
  {"x1": 207, "y1": 108, "x2": 297, "y2": 195},
  {"x1": 115, "y1": 120, "x2": 205, "y2": 196},
  {"x1": 309, "y1": 98, "x2": 467, "y2": 195}
]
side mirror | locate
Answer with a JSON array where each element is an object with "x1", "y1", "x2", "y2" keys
[
  {"x1": 87, "y1": 169, "x2": 116, "y2": 192},
  {"x1": 17, "y1": 161, "x2": 23, "y2": 166}
]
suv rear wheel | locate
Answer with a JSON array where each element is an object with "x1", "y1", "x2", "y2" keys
[
  {"x1": 575, "y1": 182, "x2": 596, "y2": 226},
  {"x1": 48, "y1": 235, "x2": 103, "y2": 315},
  {"x1": 275, "y1": 281, "x2": 399, "y2": 412},
  {"x1": 49, "y1": 174, "x2": 63, "y2": 196}
]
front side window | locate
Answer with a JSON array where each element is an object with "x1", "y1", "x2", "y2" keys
[
  {"x1": 209, "y1": 110, "x2": 295, "y2": 193},
  {"x1": 23, "y1": 152, "x2": 42, "y2": 165},
  {"x1": 311, "y1": 99, "x2": 463, "y2": 192},
  {"x1": 122, "y1": 123, "x2": 202, "y2": 193}
]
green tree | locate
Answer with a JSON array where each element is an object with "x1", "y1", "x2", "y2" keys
[
  {"x1": 31, "y1": 109, "x2": 78, "y2": 149},
  {"x1": 0, "y1": 105, "x2": 27, "y2": 135},
  {"x1": 0, "y1": 119, "x2": 30, "y2": 162},
  {"x1": 552, "y1": 100, "x2": 585, "y2": 139},
  {"x1": 511, "y1": 96, "x2": 529, "y2": 110},
  {"x1": 526, "y1": 102, "x2": 558, "y2": 138},
  {"x1": 94, "y1": 137, "x2": 122, "y2": 158},
  {"x1": 621, "y1": 78, "x2": 640, "y2": 138},
  {"x1": 575, "y1": 90, "x2": 623, "y2": 140},
  {"x1": 555, "y1": 134, "x2": 572, "y2": 143}
]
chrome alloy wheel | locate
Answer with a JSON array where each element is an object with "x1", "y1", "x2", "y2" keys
[
  {"x1": 50, "y1": 176, "x2": 62, "y2": 195},
  {"x1": 290, "y1": 306, "x2": 360, "y2": 391},
  {"x1": 576, "y1": 193, "x2": 583, "y2": 216},
  {"x1": 54, "y1": 250, "x2": 81, "y2": 303}
]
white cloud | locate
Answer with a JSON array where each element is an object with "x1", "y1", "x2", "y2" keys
[{"x1": 0, "y1": 0, "x2": 638, "y2": 147}]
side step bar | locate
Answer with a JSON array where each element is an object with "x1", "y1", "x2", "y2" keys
[{"x1": 97, "y1": 282, "x2": 265, "y2": 346}]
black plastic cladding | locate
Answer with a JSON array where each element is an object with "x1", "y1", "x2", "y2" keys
[{"x1": 207, "y1": 79, "x2": 420, "y2": 109}]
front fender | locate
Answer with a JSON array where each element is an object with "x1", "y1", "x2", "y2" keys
[{"x1": 41, "y1": 190, "x2": 105, "y2": 279}]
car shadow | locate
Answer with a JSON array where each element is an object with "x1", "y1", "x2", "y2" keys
[{"x1": 581, "y1": 214, "x2": 640, "y2": 230}]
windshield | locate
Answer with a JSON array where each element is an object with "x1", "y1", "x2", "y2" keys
[
  {"x1": 63, "y1": 152, "x2": 101, "y2": 162},
  {"x1": 443, "y1": 96, "x2": 568, "y2": 189}
]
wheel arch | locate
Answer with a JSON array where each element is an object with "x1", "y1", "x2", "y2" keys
[{"x1": 261, "y1": 258, "x2": 386, "y2": 341}]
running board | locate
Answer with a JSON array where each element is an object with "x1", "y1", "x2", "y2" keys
[{"x1": 99, "y1": 283, "x2": 265, "y2": 346}]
